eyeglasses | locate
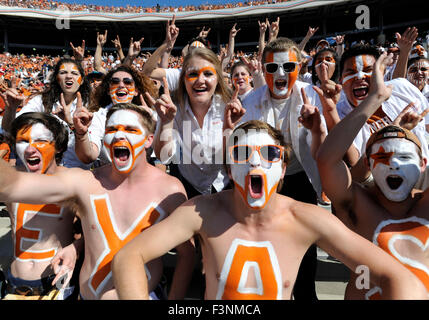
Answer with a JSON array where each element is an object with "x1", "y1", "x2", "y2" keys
[
  {"x1": 264, "y1": 62, "x2": 298, "y2": 74},
  {"x1": 229, "y1": 145, "x2": 284, "y2": 163},
  {"x1": 110, "y1": 77, "x2": 135, "y2": 87}
]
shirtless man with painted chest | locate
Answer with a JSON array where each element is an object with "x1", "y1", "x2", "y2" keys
[
  {"x1": 0, "y1": 103, "x2": 194, "y2": 300},
  {"x1": 1, "y1": 112, "x2": 79, "y2": 300},
  {"x1": 112, "y1": 120, "x2": 426, "y2": 300},
  {"x1": 317, "y1": 52, "x2": 429, "y2": 299}
]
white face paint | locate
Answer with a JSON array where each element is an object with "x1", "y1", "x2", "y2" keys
[
  {"x1": 15, "y1": 123, "x2": 55, "y2": 173},
  {"x1": 369, "y1": 139, "x2": 422, "y2": 202},
  {"x1": 407, "y1": 60, "x2": 429, "y2": 89},
  {"x1": 341, "y1": 55, "x2": 373, "y2": 85},
  {"x1": 103, "y1": 110, "x2": 147, "y2": 174},
  {"x1": 230, "y1": 131, "x2": 284, "y2": 209}
]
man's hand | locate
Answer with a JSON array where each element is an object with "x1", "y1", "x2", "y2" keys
[
  {"x1": 166, "y1": 14, "x2": 179, "y2": 50},
  {"x1": 50, "y1": 243, "x2": 78, "y2": 289},
  {"x1": 241, "y1": 55, "x2": 262, "y2": 77},
  {"x1": 128, "y1": 37, "x2": 144, "y2": 59},
  {"x1": 393, "y1": 102, "x2": 429, "y2": 131},
  {"x1": 0, "y1": 77, "x2": 25, "y2": 110},
  {"x1": 369, "y1": 52, "x2": 394, "y2": 101},
  {"x1": 198, "y1": 26, "x2": 211, "y2": 39},
  {"x1": 149, "y1": 77, "x2": 177, "y2": 124},
  {"x1": 70, "y1": 40, "x2": 85, "y2": 61},
  {"x1": 268, "y1": 17, "x2": 280, "y2": 42},
  {"x1": 224, "y1": 87, "x2": 246, "y2": 131},
  {"x1": 334, "y1": 34, "x2": 345, "y2": 45},
  {"x1": 230, "y1": 23, "x2": 240, "y2": 38},
  {"x1": 258, "y1": 19, "x2": 269, "y2": 35},
  {"x1": 97, "y1": 30, "x2": 108, "y2": 47},
  {"x1": 299, "y1": 87, "x2": 324, "y2": 134},
  {"x1": 52, "y1": 93, "x2": 74, "y2": 126},
  {"x1": 111, "y1": 35, "x2": 122, "y2": 51},
  {"x1": 395, "y1": 27, "x2": 418, "y2": 53},
  {"x1": 72, "y1": 92, "x2": 93, "y2": 135},
  {"x1": 313, "y1": 62, "x2": 342, "y2": 113},
  {"x1": 306, "y1": 26, "x2": 319, "y2": 38}
]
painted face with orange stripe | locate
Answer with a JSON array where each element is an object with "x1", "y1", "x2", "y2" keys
[
  {"x1": 264, "y1": 50, "x2": 299, "y2": 99},
  {"x1": 57, "y1": 63, "x2": 82, "y2": 96},
  {"x1": 229, "y1": 131, "x2": 284, "y2": 209},
  {"x1": 109, "y1": 71, "x2": 137, "y2": 104},
  {"x1": 341, "y1": 54, "x2": 376, "y2": 107},
  {"x1": 369, "y1": 139, "x2": 423, "y2": 202},
  {"x1": 103, "y1": 110, "x2": 148, "y2": 174},
  {"x1": 184, "y1": 57, "x2": 218, "y2": 107},
  {"x1": 15, "y1": 123, "x2": 56, "y2": 174}
]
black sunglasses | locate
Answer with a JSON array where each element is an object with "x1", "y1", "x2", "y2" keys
[
  {"x1": 110, "y1": 77, "x2": 134, "y2": 86},
  {"x1": 264, "y1": 62, "x2": 298, "y2": 74}
]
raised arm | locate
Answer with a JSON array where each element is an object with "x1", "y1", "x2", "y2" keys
[
  {"x1": 160, "y1": 15, "x2": 179, "y2": 69},
  {"x1": 392, "y1": 27, "x2": 418, "y2": 79},
  {"x1": 112, "y1": 198, "x2": 202, "y2": 300},
  {"x1": 112, "y1": 35, "x2": 125, "y2": 62},
  {"x1": 298, "y1": 26, "x2": 319, "y2": 52},
  {"x1": 0, "y1": 159, "x2": 79, "y2": 205},
  {"x1": 257, "y1": 19, "x2": 268, "y2": 60},
  {"x1": 317, "y1": 52, "x2": 394, "y2": 210},
  {"x1": 94, "y1": 30, "x2": 108, "y2": 74},
  {"x1": 222, "y1": 23, "x2": 240, "y2": 71}
]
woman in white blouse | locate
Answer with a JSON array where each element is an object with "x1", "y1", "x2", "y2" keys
[{"x1": 152, "y1": 47, "x2": 233, "y2": 199}]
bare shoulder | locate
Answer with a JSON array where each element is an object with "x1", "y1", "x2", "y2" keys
[
  {"x1": 54, "y1": 166, "x2": 93, "y2": 179},
  {"x1": 284, "y1": 196, "x2": 337, "y2": 234},
  {"x1": 151, "y1": 167, "x2": 186, "y2": 196}
]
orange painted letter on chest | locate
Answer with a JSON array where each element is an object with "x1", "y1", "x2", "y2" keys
[
  {"x1": 216, "y1": 239, "x2": 282, "y2": 300},
  {"x1": 14, "y1": 203, "x2": 62, "y2": 261},
  {"x1": 88, "y1": 194, "x2": 165, "y2": 297},
  {"x1": 367, "y1": 217, "x2": 429, "y2": 299}
]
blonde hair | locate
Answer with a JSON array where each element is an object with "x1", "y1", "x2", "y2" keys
[{"x1": 174, "y1": 47, "x2": 232, "y2": 109}]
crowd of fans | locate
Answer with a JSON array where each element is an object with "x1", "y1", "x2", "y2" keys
[
  {"x1": 0, "y1": 0, "x2": 293, "y2": 14},
  {"x1": 1, "y1": 12, "x2": 429, "y2": 302}
]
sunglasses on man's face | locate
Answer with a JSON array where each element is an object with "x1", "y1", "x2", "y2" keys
[
  {"x1": 229, "y1": 145, "x2": 284, "y2": 163},
  {"x1": 264, "y1": 62, "x2": 298, "y2": 74},
  {"x1": 110, "y1": 77, "x2": 135, "y2": 87}
]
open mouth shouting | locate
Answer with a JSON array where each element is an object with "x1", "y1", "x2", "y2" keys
[
  {"x1": 110, "y1": 87, "x2": 135, "y2": 104},
  {"x1": 386, "y1": 175, "x2": 403, "y2": 190},
  {"x1": 112, "y1": 141, "x2": 132, "y2": 169},
  {"x1": 25, "y1": 154, "x2": 42, "y2": 171},
  {"x1": 352, "y1": 82, "x2": 370, "y2": 101},
  {"x1": 65, "y1": 80, "x2": 74, "y2": 89},
  {"x1": 274, "y1": 78, "x2": 288, "y2": 92},
  {"x1": 248, "y1": 174, "x2": 264, "y2": 199}
]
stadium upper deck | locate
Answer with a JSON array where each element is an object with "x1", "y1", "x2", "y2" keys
[{"x1": 0, "y1": 0, "x2": 428, "y2": 55}]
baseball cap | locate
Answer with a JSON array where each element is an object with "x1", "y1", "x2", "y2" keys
[{"x1": 365, "y1": 125, "x2": 421, "y2": 157}]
